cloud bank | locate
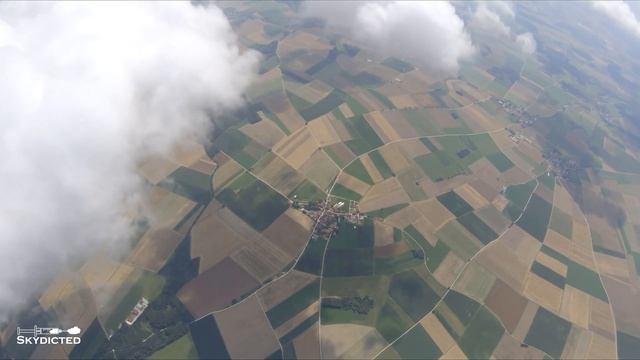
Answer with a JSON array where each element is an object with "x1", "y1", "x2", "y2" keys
[
  {"x1": 471, "y1": 1, "x2": 536, "y2": 54},
  {"x1": 0, "y1": 2, "x2": 258, "y2": 318},
  {"x1": 305, "y1": 1, "x2": 475, "y2": 74},
  {"x1": 593, "y1": 1, "x2": 640, "y2": 37}
]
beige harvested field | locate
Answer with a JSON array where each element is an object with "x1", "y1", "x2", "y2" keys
[
  {"x1": 469, "y1": 179, "x2": 500, "y2": 202},
  {"x1": 506, "y1": 79, "x2": 542, "y2": 106},
  {"x1": 595, "y1": 253, "x2": 631, "y2": 281},
  {"x1": 561, "y1": 327, "x2": 592, "y2": 359},
  {"x1": 414, "y1": 198, "x2": 455, "y2": 229},
  {"x1": 275, "y1": 301, "x2": 319, "y2": 337},
  {"x1": 263, "y1": 208, "x2": 313, "y2": 258},
  {"x1": 189, "y1": 157, "x2": 217, "y2": 176},
  {"x1": 338, "y1": 102, "x2": 354, "y2": 118},
  {"x1": 308, "y1": 113, "x2": 344, "y2": 147},
  {"x1": 365, "y1": 111, "x2": 402, "y2": 143},
  {"x1": 485, "y1": 279, "x2": 529, "y2": 333},
  {"x1": 389, "y1": 94, "x2": 418, "y2": 109},
  {"x1": 410, "y1": 218, "x2": 438, "y2": 247},
  {"x1": 453, "y1": 261, "x2": 496, "y2": 302},
  {"x1": 145, "y1": 187, "x2": 197, "y2": 228},
  {"x1": 378, "y1": 143, "x2": 413, "y2": 174},
  {"x1": 420, "y1": 313, "x2": 455, "y2": 353},
  {"x1": 383, "y1": 110, "x2": 422, "y2": 138},
  {"x1": 361, "y1": 154, "x2": 384, "y2": 184},
  {"x1": 325, "y1": 142, "x2": 356, "y2": 166},
  {"x1": 455, "y1": 183, "x2": 489, "y2": 209},
  {"x1": 512, "y1": 301, "x2": 539, "y2": 341},
  {"x1": 240, "y1": 118, "x2": 286, "y2": 149},
  {"x1": 433, "y1": 251, "x2": 465, "y2": 287},
  {"x1": 78, "y1": 256, "x2": 124, "y2": 298},
  {"x1": 321, "y1": 324, "x2": 377, "y2": 359},
  {"x1": 178, "y1": 257, "x2": 260, "y2": 318},
  {"x1": 138, "y1": 156, "x2": 180, "y2": 185},
  {"x1": 258, "y1": 270, "x2": 317, "y2": 310},
  {"x1": 190, "y1": 202, "x2": 245, "y2": 274},
  {"x1": 232, "y1": 232, "x2": 291, "y2": 282},
  {"x1": 476, "y1": 241, "x2": 529, "y2": 292},
  {"x1": 214, "y1": 296, "x2": 281, "y2": 359},
  {"x1": 374, "y1": 241, "x2": 410, "y2": 258},
  {"x1": 263, "y1": 92, "x2": 305, "y2": 132},
  {"x1": 536, "y1": 251, "x2": 568, "y2": 277},
  {"x1": 492, "y1": 194, "x2": 509, "y2": 211},
  {"x1": 493, "y1": 333, "x2": 547, "y2": 359},
  {"x1": 399, "y1": 139, "x2": 430, "y2": 158},
  {"x1": 340, "y1": 329, "x2": 387, "y2": 359},
  {"x1": 476, "y1": 205, "x2": 510, "y2": 233},
  {"x1": 358, "y1": 178, "x2": 410, "y2": 212},
  {"x1": 374, "y1": 221, "x2": 395, "y2": 247},
  {"x1": 300, "y1": 149, "x2": 339, "y2": 190},
  {"x1": 587, "y1": 332, "x2": 617, "y2": 359},
  {"x1": 589, "y1": 296, "x2": 616, "y2": 338},
  {"x1": 274, "y1": 127, "x2": 319, "y2": 169},
  {"x1": 523, "y1": 273, "x2": 563, "y2": 312},
  {"x1": 127, "y1": 228, "x2": 183, "y2": 272},
  {"x1": 254, "y1": 153, "x2": 306, "y2": 195},
  {"x1": 293, "y1": 322, "x2": 321, "y2": 359},
  {"x1": 440, "y1": 345, "x2": 467, "y2": 360},
  {"x1": 502, "y1": 226, "x2": 541, "y2": 267},
  {"x1": 213, "y1": 158, "x2": 243, "y2": 191},
  {"x1": 559, "y1": 285, "x2": 590, "y2": 329},
  {"x1": 384, "y1": 204, "x2": 423, "y2": 230},
  {"x1": 602, "y1": 276, "x2": 640, "y2": 337},
  {"x1": 347, "y1": 87, "x2": 385, "y2": 112},
  {"x1": 337, "y1": 172, "x2": 371, "y2": 196}
]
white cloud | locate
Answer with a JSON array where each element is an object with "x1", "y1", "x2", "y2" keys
[
  {"x1": 473, "y1": 2, "x2": 511, "y2": 36},
  {"x1": 593, "y1": 1, "x2": 640, "y2": 37},
  {"x1": 0, "y1": 2, "x2": 258, "y2": 319},
  {"x1": 305, "y1": 1, "x2": 475, "y2": 74},
  {"x1": 516, "y1": 32, "x2": 537, "y2": 54}
]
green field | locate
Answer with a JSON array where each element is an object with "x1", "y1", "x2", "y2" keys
[
  {"x1": 437, "y1": 191, "x2": 474, "y2": 217},
  {"x1": 436, "y1": 221, "x2": 481, "y2": 261},
  {"x1": 524, "y1": 307, "x2": 572, "y2": 358},
  {"x1": 344, "y1": 158, "x2": 374, "y2": 185},
  {"x1": 289, "y1": 179, "x2": 326, "y2": 201},
  {"x1": 216, "y1": 172, "x2": 289, "y2": 231},
  {"x1": 443, "y1": 291, "x2": 481, "y2": 326},
  {"x1": 404, "y1": 225, "x2": 450, "y2": 271},
  {"x1": 375, "y1": 301, "x2": 414, "y2": 342},
  {"x1": 549, "y1": 206, "x2": 573, "y2": 239},
  {"x1": 369, "y1": 150, "x2": 394, "y2": 179},
  {"x1": 382, "y1": 57, "x2": 414, "y2": 73},
  {"x1": 457, "y1": 212, "x2": 498, "y2": 244},
  {"x1": 340, "y1": 114, "x2": 384, "y2": 155},
  {"x1": 459, "y1": 306, "x2": 505, "y2": 359},
  {"x1": 331, "y1": 183, "x2": 362, "y2": 201},
  {"x1": 296, "y1": 237, "x2": 327, "y2": 275},
  {"x1": 160, "y1": 166, "x2": 211, "y2": 204},
  {"x1": 618, "y1": 331, "x2": 640, "y2": 360},
  {"x1": 366, "y1": 203, "x2": 408, "y2": 219},
  {"x1": 504, "y1": 179, "x2": 537, "y2": 221},
  {"x1": 393, "y1": 325, "x2": 442, "y2": 359},
  {"x1": 487, "y1": 152, "x2": 515, "y2": 172},
  {"x1": 531, "y1": 261, "x2": 566, "y2": 289},
  {"x1": 516, "y1": 194, "x2": 553, "y2": 241},
  {"x1": 150, "y1": 334, "x2": 198, "y2": 360},
  {"x1": 540, "y1": 245, "x2": 608, "y2": 300},
  {"x1": 330, "y1": 220, "x2": 374, "y2": 249},
  {"x1": 388, "y1": 270, "x2": 440, "y2": 321},
  {"x1": 374, "y1": 251, "x2": 423, "y2": 275},
  {"x1": 324, "y1": 248, "x2": 374, "y2": 277},
  {"x1": 267, "y1": 279, "x2": 320, "y2": 328}
]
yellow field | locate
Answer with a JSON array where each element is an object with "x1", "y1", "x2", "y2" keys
[
  {"x1": 308, "y1": 114, "x2": 343, "y2": 147},
  {"x1": 523, "y1": 273, "x2": 563, "y2": 312},
  {"x1": 433, "y1": 251, "x2": 465, "y2": 287},
  {"x1": 560, "y1": 285, "x2": 590, "y2": 328},
  {"x1": 536, "y1": 251, "x2": 568, "y2": 277},
  {"x1": 420, "y1": 313, "x2": 455, "y2": 353},
  {"x1": 358, "y1": 178, "x2": 409, "y2": 212},
  {"x1": 240, "y1": 118, "x2": 286, "y2": 149},
  {"x1": 274, "y1": 127, "x2": 319, "y2": 169},
  {"x1": 378, "y1": 143, "x2": 412, "y2": 174},
  {"x1": 414, "y1": 198, "x2": 455, "y2": 230},
  {"x1": 365, "y1": 111, "x2": 402, "y2": 143},
  {"x1": 455, "y1": 183, "x2": 489, "y2": 209}
]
